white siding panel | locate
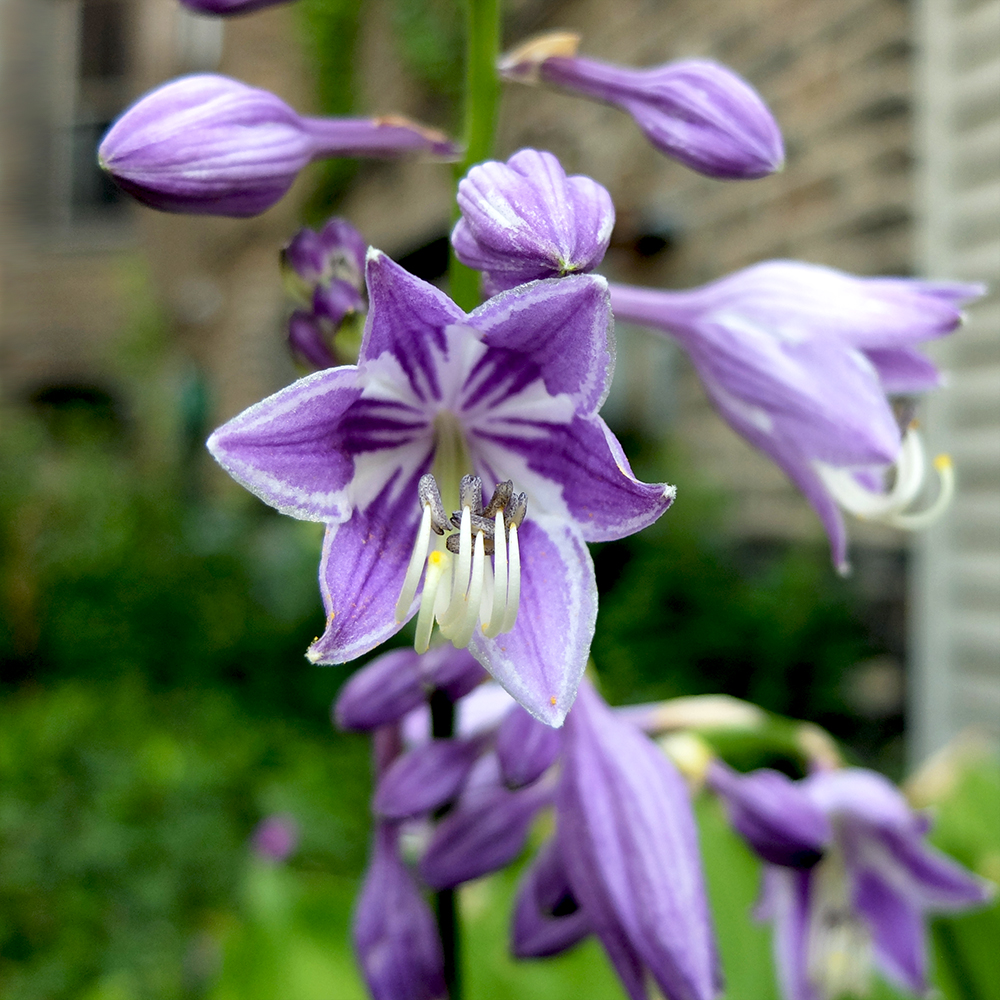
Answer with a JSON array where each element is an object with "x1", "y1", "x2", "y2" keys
[{"x1": 912, "y1": 0, "x2": 1000, "y2": 763}]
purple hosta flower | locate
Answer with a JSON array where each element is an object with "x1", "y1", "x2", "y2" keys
[
  {"x1": 208, "y1": 250, "x2": 674, "y2": 725},
  {"x1": 99, "y1": 74, "x2": 457, "y2": 217},
  {"x1": 709, "y1": 762, "x2": 993, "y2": 1000},
  {"x1": 177, "y1": 0, "x2": 293, "y2": 15},
  {"x1": 451, "y1": 149, "x2": 614, "y2": 294},
  {"x1": 251, "y1": 813, "x2": 299, "y2": 862},
  {"x1": 556, "y1": 680, "x2": 720, "y2": 1000},
  {"x1": 355, "y1": 821, "x2": 447, "y2": 1000},
  {"x1": 610, "y1": 262, "x2": 984, "y2": 571},
  {"x1": 283, "y1": 218, "x2": 369, "y2": 369},
  {"x1": 499, "y1": 32, "x2": 783, "y2": 180}
]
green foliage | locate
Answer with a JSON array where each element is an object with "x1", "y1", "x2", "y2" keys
[{"x1": 0, "y1": 677, "x2": 371, "y2": 1000}]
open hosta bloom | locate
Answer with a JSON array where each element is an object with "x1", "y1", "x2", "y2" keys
[
  {"x1": 610, "y1": 262, "x2": 983, "y2": 571},
  {"x1": 499, "y1": 32, "x2": 783, "y2": 180},
  {"x1": 208, "y1": 251, "x2": 674, "y2": 725},
  {"x1": 709, "y1": 762, "x2": 992, "y2": 1000}
]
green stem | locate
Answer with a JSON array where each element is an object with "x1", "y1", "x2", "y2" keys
[
  {"x1": 448, "y1": 0, "x2": 501, "y2": 312},
  {"x1": 430, "y1": 690, "x2": 462, "y2": 1000}
]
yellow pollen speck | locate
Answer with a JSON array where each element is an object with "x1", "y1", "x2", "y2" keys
[
  {"x1": 428, "y1": 550, "x2": 445, "y2": 566},
  {"x1": 909, "y1": 418, "x2": 921, "y2": 430},
  {"x1": 550, "y1": 696, "x2": 557, "y2": 706},
  {"x1": 934, "y1": 453, "x2": 952, "y2": 471}
]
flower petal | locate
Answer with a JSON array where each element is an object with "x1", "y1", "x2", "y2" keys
[
  {"x1": 475, "y1": 414, "x2": 674, "y2": 541},
  {"x1": 472, "y1": 274, "x2": 615, "y2": 413},
  {"x1": 207, "y1": 367, "x2": 361, "y2": 521},
  {"x1": 851, "y1": 868, "x2": 927, "y2": 994},
  {"x1": 361, "y1": 251, "x2": 467, "y2": 400},
  {"x1": 707, "y1": 762, "x2": 831, "y2": 868},
  {"x1": 864, "y1": 346, "x2": 942, "y2": 394},
  {"x1": 469, "y1": 515, "x2": 597, "y2": 727},
  {"x1": 558, "y1": 682, "x2": 721, "y2": 1000},
  {"x1": 756, "y1": 866, "x2": 817, "y2": 1000},
  {"x1": 307, "y1": 472, "x2": 424, "y2": 663}
]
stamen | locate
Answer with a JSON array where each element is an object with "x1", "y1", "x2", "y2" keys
[
  {"x1": 414, "y1": 551, "x2": 449, "y2": 653},
  {"x1": 395, "y1": 472, "x2": 526, "y2": 652},
  {"x1": 482, "y1": 509, "x2": 508, "y2": 638},
  {"x1": 395, "y1": 502, "x2": 432, "y2": 621},
  {"x1": 888, "y1": 454, "x2": 954, "y2": 529},
  {"x1": 447, "y1": 530, "x2": 486, "y2": 648},
  {"x1": 816, "y1": 427, "x2": 953, "y2": 530},
  {"x1": 501, "y1": 522, "x2": 521, "y2": 633}
]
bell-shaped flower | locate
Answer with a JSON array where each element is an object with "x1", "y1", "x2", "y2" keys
[
  {"x1": 208, "y1": 250, "x2": 674, "y2": 725},
  {"x1": 609, "y1": 262, "x2": 983, "y2": 571},
  {"x1": 714, "y1": 765, "x2": 992, "y2": 1000},
  {"x1": 557, "y1": 680, "x2": 720, "y2": 1000},
  {"x1": 499, "y1": 33, "x2": 783, "y2": 180},
  {"x1": 354, "y1": 822, "x2": 447, "y2": 1000},
  {"x1": 451, "y1": 149, "x2": 614, "y2": 294},
  {"x1": 99, "y1": 74, "x2": 457, "y2": 217},
  {"x1": 177, "y1": 0, "x2": 293, "y2": 15},
  {"x1": 335, "y1": 646, "x2": 487, "y2": 732}
]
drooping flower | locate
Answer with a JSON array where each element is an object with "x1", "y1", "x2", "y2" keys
[
  {"x1": 555, "y1": 680, "x2": 721, "y2": 1000},
  {"x1": 609, "y1": 262, "x2": 984, "y2": 571},
  {"x1": 98, "y1": 74, "x2": 457, "y2": 217},
  {"x1": 499, "y1": 32, "x2": 783, "y2": 180},
  {"x1": 282, "y1": 217, "x2": 369, "y2": 368},
  {"x1": 208, "y1": 250, "x2": 674, "y2": 725},
  {"x1": 451, "y1": 149, "x2": 614, "y2": 294},
  {"x1": 708, "y1": 762, "x2": 993, "y2": 1000}
]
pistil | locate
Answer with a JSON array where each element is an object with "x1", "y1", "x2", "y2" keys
[{"x1": 396, "y1": 473, "x2": 526, "y2": 652}]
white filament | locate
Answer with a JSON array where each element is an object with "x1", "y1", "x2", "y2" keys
[
  {"x1": 398, "y1": 501, "x2": 522, "y2": 653},
  {"x1": 395, "y1": 503, "x2": 432, "y2": 622},
  {"x1": 816, "y1": 428, "x2": 954, "y2": 531}
]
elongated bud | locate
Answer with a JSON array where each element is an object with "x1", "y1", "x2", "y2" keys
[
  {"x1": 496, "y1": 704, "x2": 562, "y2": 788},
  {"x1": 373, "y1": 737, "x2": 483, "y2": 819},
  {"x1": 500, "y1": 35, "x2": 784, "y2": 180},
  {"x1": 99, "y1": 74, "x2": 458, "y2": 217},
  {"x1": 354, "y1": 823, "x2": 447, "y2": 1000}
]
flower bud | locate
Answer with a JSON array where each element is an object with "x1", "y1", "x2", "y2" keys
[
  {"x1": 500, "y1": 34, "x2": 783, "y2": 180},
  {"x1": 282, "y1": 217, "x2": 367, "y2": 302},
  {"x1": 99, "y1": 74, "x2": 458, "y2": 217},
  {"x1": 452, "y1": 149, "x2": 614, "y2": 294},
  {"x1": 354, "y1": 823, "x2": 447, "y2": 1000},
  {"x1": 373, "y1": 737, "x2": 483, "y2": 819},
  {"x1": 496, "y1": 703, "x2": 562, "y2": 788}
]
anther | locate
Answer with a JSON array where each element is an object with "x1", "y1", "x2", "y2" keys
[
  {"x1": 417, "y1": 473, "x2": 449, "y2": 533},
  {"x1": 459, "y1": 474, "x2": 484, "y2": 515},
  {"x1": 483, "y1": 480, "x2": 513, "y2": 517},
  {"x1": 505, "y1": 492, "x2": 528, "y2": 531}
]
